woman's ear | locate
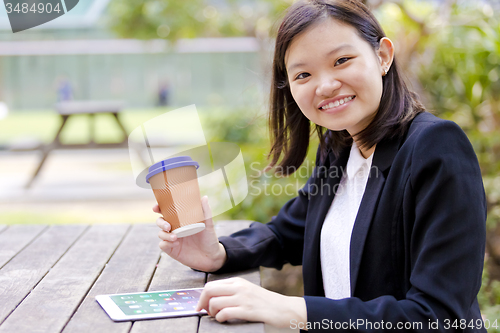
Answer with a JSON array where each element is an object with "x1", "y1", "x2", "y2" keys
[{"x1": 377, "y1": 37, "x2": 394, "y2": 76}]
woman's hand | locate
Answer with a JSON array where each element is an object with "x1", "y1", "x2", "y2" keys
[
  {"x1": 195, "y1": 277, "x2": 307, "y2": 328},
  {"x1": 155, "y1": 196, "x2": 227, "y2": 272}
]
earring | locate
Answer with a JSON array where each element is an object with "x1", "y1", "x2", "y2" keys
[{"x1": 383, "y1": 68, "x2": 388, "y2": 76}]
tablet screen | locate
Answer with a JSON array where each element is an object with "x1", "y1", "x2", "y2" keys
[{"x1": 109, "y1": 288, "x2": 203, "y2": 316}]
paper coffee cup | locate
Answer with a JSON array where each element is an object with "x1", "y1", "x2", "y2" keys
[{"x1": 146, "y1": 156, "x2": 205, "y2": 238}]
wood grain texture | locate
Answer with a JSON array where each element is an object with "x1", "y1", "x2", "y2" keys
[
  {"x1": 0, "y1": 225, "x2": 87, "y2": 325},
  {"x1": 0, "y1": 221, "x2": 263, "y2": 333},
  {"x1": 0, "y1": 224, "x2": 47, "y2": 269},
  {"x1": 200, "y1": 317, "x2": 266, "y2": 333},
  {"x1": 63, "y1": 224, "x2": 161, "y2": 333},
  {"x1": 207, "y1": 268, "x2": 261, "y2": 285},
  {"x1": 0, "y1": 224, "x2": 129, "y2": 333}
]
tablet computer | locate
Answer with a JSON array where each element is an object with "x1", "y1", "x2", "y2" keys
[{"x1": 96, "y1": 288, "x2": 207, "y2": 321}]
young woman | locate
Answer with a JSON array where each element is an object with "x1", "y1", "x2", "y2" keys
[{"x1": 155, "y1": 0, "x2": 486, "y2": 331}]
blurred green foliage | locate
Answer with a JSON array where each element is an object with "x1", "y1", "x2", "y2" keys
[
  {"x1": 419, "y1": 3, "x2": 500, "y2": 316},
  {"x1": 479, "y1": 257, "x2": 500, "y2": 333},
  {"x1": 108, "y1": 0, "x2": 206, "y2": 40},
  {"x1": 201, "y1": 107, "x2": 319, "y2": 223},
  {"x1": 108, "y1": 0, "x2": 294, "y2": 40},
  {"x1": 418, "y1": 7, "x2": 500, "y2": 123}
]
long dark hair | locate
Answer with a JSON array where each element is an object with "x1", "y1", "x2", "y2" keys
[{"x1": 267, "y1": 0, "x2": 425, "y2": 175}]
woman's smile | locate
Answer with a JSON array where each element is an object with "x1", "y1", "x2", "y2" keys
[{"x1": 318, "y1": 95, "x2": 356, "y2": 113}]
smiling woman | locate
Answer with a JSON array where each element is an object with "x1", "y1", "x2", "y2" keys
[
  {"x1": 269, "y1": 0, "x2": 425, "y2": 171},
  {"x1": 154, "y1": 1, "x2": 487, "y2": 332},
  {"x1": 285, "y1": 19, "x2": 392, "y2": 157}
]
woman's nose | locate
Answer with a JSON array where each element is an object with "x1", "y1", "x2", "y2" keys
[{"x1": 316, "y1": 76, "x2": 341, "y2": 97}]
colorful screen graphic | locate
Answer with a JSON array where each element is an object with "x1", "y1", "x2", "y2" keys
[{"x1": 109, "y1": 289, "x2": 202, "y2": 316}]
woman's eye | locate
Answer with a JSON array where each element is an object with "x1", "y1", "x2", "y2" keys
[
  {"x1": 295, "y1": 72, "x2": 310, "y2": 80},
  {"x1": 335, "y1": 57, "x2": 350, "y2": 66}
]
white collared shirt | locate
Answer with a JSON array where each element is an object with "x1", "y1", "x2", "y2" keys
[{"x1": 320, "y1": 140, "x2": 374, "y2": 300}]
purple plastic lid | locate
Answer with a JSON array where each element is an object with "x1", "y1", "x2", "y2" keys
[{"x1": 146, "y1": 156, "x2": 199, "y2": 184}]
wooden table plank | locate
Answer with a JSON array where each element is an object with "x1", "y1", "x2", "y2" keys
[
  {"x1": 62, "y1": 224, "x2": 162, "y2": 333},
  {"x1": 207, "y1": 268, "x2": 261, "y2": 285},
  {"x1": 0, "y1": 225, "x2": 87, "y2": 325},
  {"x1": 199, "y1": 220, "x2": 265, "y2": 333},
  {"x1": 0, "y1": 224, "x2": 47, "y2": 269},
  {"x1": 129, "y1": 252, "x2": 207, "y2": 333},
  {"x1": 200, "y1": 317, "x2": 266, "y2": 333},
  {"x1": 0, "y1": 224, "x2": 129, "y2": 333}
]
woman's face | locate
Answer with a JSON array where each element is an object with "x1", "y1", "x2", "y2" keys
[{"x1": 285, "y1": 18, "x2": 388, "y2": 136}]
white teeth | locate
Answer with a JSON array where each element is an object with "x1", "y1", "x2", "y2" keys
[{"x1": 321, "y1": 96, "x2": 354, "y2": 110}]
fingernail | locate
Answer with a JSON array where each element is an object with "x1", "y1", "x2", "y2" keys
[{"x1": 163, "y1": 222, "x2": 169, "y2": 231}]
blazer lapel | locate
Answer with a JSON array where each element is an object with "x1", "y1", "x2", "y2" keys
[
  {"x1": 349, "y1": 135, "x2": 402, "y2": 295},
  {"x1": 304, "y1": 146, "x2": 350, "y2": 296}
]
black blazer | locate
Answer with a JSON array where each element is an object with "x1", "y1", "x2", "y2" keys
[{"x1": 216, "y1": 112, "x2": 486, "y2": 332}]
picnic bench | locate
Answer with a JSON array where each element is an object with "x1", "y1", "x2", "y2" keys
[
  {"x1": 0, "y1": 220, "x2": 265, "y2": 333},
  {"x1": 24, "y1": 101, "x2": 128, "y2": 188}
]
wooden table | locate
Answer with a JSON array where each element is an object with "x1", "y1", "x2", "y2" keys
[
  {"x1": 0, "y1": 221, "x2": 265, "y2": 333},
  {"x1": 25, "y1": 101, "x2": 128, "y2": 188}
]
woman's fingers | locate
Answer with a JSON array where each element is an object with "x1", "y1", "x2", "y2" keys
[
  {"x1": 196, "y1": 280, "x2": 254, "y2": 323},
  {"x1": 215, "y1": 306, "x2": 248, "y2": 323},
  {"x1": 159, "y1": 240, "x2": 179, "y2": 253},
  {"x1": 201, "y1": 196, "x2": 214, "y2": 228},
  {"x1": 152, "y1": 204, "x2": 161, "y2": 213},
  {"x1": 196, "y1": 278, "x2": 240, "y2": 312},
  {"x1": 156, "y1": 217, "x2": 177, "y2": 242},
  {"x1": 207, "y1": 295, "x2": 240, "y2": 318},
  {"x1": 155, "y1": 217, "x2": 171, "y2": 232},
  {"x1": 158, "y1": 229, "x2": 177, "y2": 242}
]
